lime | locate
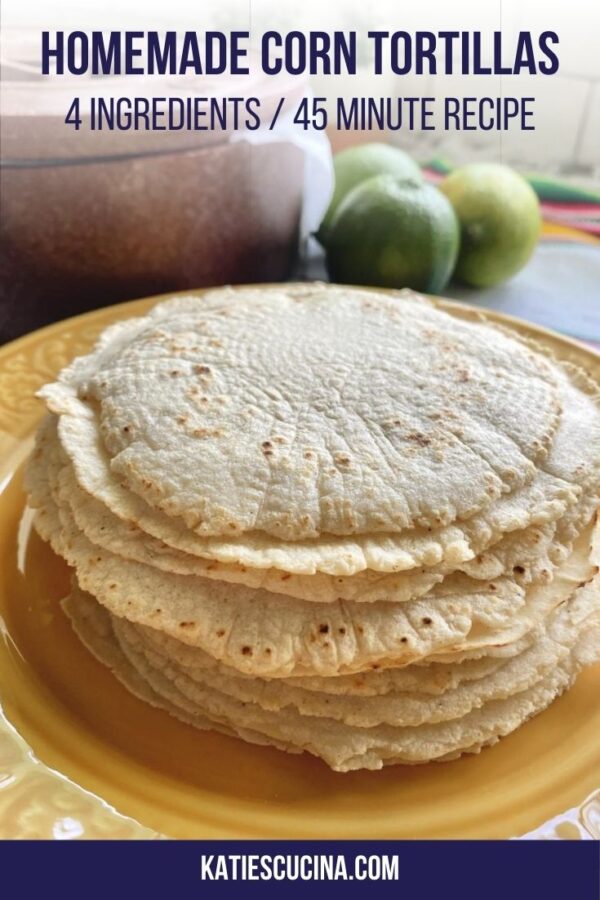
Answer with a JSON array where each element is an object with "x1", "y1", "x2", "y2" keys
[
  {"x1": 324, "y1": 175, "x2": 460, "y2": 294},
  {"x1": 439, "y1": 163, "x2": 541, "y2": 288},
  {"x1": 318, "y1": 143, "x2": 423, "y2": 243}
]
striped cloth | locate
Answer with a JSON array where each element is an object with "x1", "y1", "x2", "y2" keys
[{"x1": 423, "y1": 160, "x2": 600, "y2": 243}]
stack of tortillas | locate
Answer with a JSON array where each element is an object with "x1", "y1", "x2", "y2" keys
[{"x1": 25, "y1": 284, "x2": 600, "y2": 771}]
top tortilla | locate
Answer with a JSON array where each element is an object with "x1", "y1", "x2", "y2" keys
[
  {"x1": 37, "y1": 355, "x2": 599, "y2": 576},
  {"x1": 40, "y1": 284, "x2": 561, "y2": 539}
]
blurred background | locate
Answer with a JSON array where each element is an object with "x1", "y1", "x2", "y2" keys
[{"x1": 1, "y1": 0, "x2": 599, "y2": 344}]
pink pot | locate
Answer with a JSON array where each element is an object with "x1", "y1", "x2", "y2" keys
[{"x1": 0, "y1": 44, "x2": 307, "y2": 341}]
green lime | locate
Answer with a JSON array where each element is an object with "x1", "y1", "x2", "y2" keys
[
  {"x1": 318, "y1": 143, "x2": 423, "y2": 243},
  {"x1": 439, "y1": 163, "x2": 541, "y2": 288},
  {"x1": 324, "y1": 175, "x2": 460, "y2": 294}
]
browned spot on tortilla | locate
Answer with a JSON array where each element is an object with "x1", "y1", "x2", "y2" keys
[
  {"x1": 192, "y1": 427, "x2": 222, "y2": 438},
  {"x1": 335, "y1": 453, "x2": 351, "y2": 466}
]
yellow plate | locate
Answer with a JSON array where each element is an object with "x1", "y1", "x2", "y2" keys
[{"x1": 0, "y1": 288, "x2": 599, "y2": 840}]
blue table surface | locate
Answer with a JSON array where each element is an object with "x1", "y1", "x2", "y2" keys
[{"x1": 304, "y1": 239, "x2": 600, "y2": 348}]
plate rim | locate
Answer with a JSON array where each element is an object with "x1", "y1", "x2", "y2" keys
[{"x1": 0, "y1": 281, "x2": 598, "y2": 365}]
